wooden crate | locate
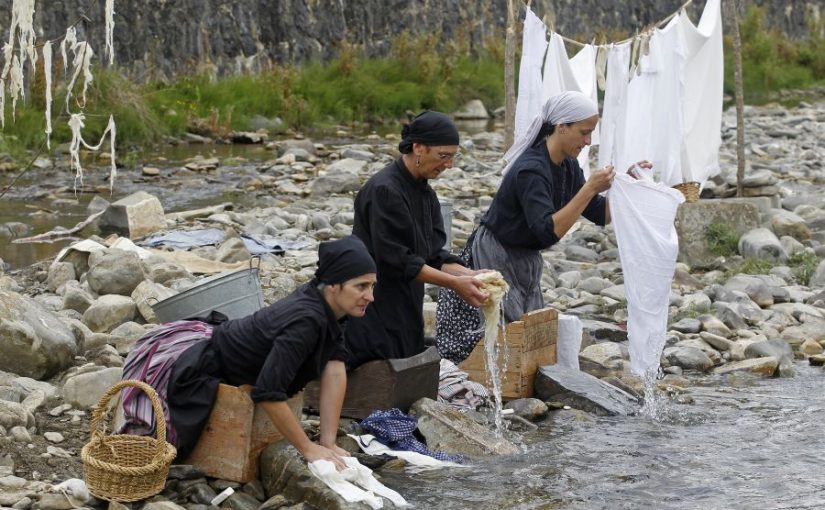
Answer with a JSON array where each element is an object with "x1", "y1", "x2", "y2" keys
[
  {"x1": 459, "y1": 307, "x2": 558, "y2": 400},
  {"x1": 185, "y1": 384, "x2": 303, "y2": 483},
  {"x1": 304, "y1": 346, "x2": 440, "y2": 419}
]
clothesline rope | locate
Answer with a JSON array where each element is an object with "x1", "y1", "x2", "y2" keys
[{"x1": 527, "y1": 0, "x2": 694, "y2": 48}]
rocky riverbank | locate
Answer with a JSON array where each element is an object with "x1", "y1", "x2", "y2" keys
[{"x1": 2, "y1": 100, "x2": 825, "y2": 509}]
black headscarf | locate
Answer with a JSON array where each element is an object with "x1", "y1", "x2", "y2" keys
[
  {"x1": 398, "y1": 111, "x2": 460, "y2": 154},
  {"x1": 315, "y1": 236, "x2": 376, "y2": 285}
]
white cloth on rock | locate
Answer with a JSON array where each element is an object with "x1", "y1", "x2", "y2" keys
[
  {"x1": 608, "y1": 173, "x2": 684, "y2": 377},
  {"x1": 308, "y1": 456, "x2": 409, "y2": 508}
]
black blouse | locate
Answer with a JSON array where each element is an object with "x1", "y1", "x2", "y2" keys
[
  {"x1": 209, "y1": 282, "x2": 347, "y2": 402},
  {"x1": 346, "y1": 158, "x2": 462, "y2": 367},
  {"x1": 483, "y1": 140, "x2": 606, "y2": 250}
]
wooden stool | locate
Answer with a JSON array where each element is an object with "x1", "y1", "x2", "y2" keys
[
  {"x1": 185, "y1": 384, "x2": 303, "y2": 482},
  {"x1": 459, "y1": 307, "x2": 558, "y2": 400}
]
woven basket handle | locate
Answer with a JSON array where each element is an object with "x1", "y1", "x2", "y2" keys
[{"x1": 90, "y1": 379, "x2": 168, "y2": 457}]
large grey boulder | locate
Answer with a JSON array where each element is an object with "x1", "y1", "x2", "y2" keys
[
  {"x1": 409, "y1": 398, "x2": 519, "y2": 455},
  {"x1": 714, "y1": 357, "x2": 779, "y2": 377},
  {"x1": 674, "y1": 199, "x2": 760, "y2": 267},
  {"x1": 738, "y1": 228, "x2": 787, "y2": 263},
  {"x1": 453, "y1": 99, "x2": 490, "y2": 120},
  {"x1": 0, "y1": 400, "x2": 35, "y2": 430},
  {"x1": 62, "y1": 367, "x2": 123, "y2": 409},
  {"x1": 310, "y1": 169, "x2": 362, "y2": 197},
  {"x1": 534, "y1": 365, "x2": 639, "y2": 416},
  {"x1": 663, "y1": 346, "x2": 714, "y2": 372},
  {"x1": 82, "y1": 294, "x2": 137, "y2": 333},
  {"x1": 0, "y1": 289, "x2": 77, "y2": 379},
  {"x1": 744, "y1": 339, "x2": 795, "y2": 377},
  {"x1": 99, "y1": 191, "x2": 166, "y2": 238},
  {"x1": 86, "y1": 249, "x2": 146, "y2": 296}
]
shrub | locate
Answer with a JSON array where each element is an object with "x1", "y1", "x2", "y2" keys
[{"x1": 705, "y1": 223, "x2": 739, "y2": 257}]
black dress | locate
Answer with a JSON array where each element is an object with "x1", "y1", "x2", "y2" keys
[
  {"x1": 346, "y1": 158, "x2": 462, "y2": 368},
  {"x1": 167, "y1": 282, "x2": 346, "y2": 460}
]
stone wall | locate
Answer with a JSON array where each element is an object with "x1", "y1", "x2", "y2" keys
[{"x1": 0, "y1": 0, "x2": 821, "y2": 80}]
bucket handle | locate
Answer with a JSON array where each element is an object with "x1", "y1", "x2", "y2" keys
[{"x1": 249, "y1": 255, "x2": 261, "y2": 271}]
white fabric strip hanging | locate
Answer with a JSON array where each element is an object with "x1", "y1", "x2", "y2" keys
[
  {"x1": 597, "y1": 41, "x2": 632, "y2": 170},
  {"x1": 514, "y1": 9, "x2": 549, "y2": 143}
]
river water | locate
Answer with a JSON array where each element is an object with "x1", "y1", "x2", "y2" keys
[
  {"x1": 378, "y1": 363, "x2": 825, "y2": 510},
  {"x1": 0, "y1": 144, "x2": 270, "y2": 270}
]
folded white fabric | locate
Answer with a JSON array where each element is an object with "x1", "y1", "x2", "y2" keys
[
  {"x1": 556, "y1": 314, "x2": 583, "y2": 370},
  {"x1": 349, "y1": 433, "x2": 463, "y2": 468},
  {"x1": 307, "y1": 456, "x2": 409, "y2": 508}
]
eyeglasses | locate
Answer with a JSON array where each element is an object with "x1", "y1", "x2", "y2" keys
[{"x1": 436, "y1": 151, "x2": 461, "y2": 162}]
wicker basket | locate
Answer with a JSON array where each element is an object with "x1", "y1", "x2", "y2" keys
[
  {"x1": 672, "y1": 181, "x2": 700, "y2": 203},
  {"x1": 82, "y1": 380, "x2": 177, "y2": 502}
]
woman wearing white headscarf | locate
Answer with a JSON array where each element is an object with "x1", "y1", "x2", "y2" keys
[{"x1": 436, "y1": 92, "x2": 651, "y2": 363}]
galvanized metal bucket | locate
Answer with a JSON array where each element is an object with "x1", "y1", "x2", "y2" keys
[{"x1": 151, "y1": 259, "x2": 264, "y2": 323}]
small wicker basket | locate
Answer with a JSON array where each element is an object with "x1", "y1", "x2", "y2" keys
[
  {"x1": 82, "y1": 380, "x2": 177, "y2": 502},
  {"x1": 672, "y1": 181, "x2": 700, "y2": 203}
]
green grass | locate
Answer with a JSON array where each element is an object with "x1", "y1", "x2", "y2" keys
[
  {"x1": 706, "y1": 223, "x2": 740, "y2": 257},
  {"x1": 788, "y1": 251, "x2": 821, "y2": 285},
  {"x1": 725, "y1": 5, "x2": 825, "y2": 103}
]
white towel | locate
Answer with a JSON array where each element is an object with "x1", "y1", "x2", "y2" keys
[{"x1": 308, "y1": 456, "x2": 409, "y2": 508}]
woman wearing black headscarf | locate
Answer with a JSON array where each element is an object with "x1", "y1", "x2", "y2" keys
[
  {"x1": 345, "y1": 111, "x2": 489, "y2": 369},
  {"x1": 119, "y1": 236, "x2": 377, "y2": 470}
]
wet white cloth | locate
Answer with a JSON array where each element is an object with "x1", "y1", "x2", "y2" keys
[
  {"x1": 556, "y1": 314, "x2": 583, "y2": 370},
  {"x1": 514, "y1": 9, "x2": 549, "y2": 144},
  {"x1": 349, "y1": 434, "x2": 463, "y2": 468},
  {"x1": 608, "y1": 173, "x2": 684, "y2": 377},
  {"x1": 541, "y1": 32, "x2": 599, "y2": 172},
  {"x1": 597, "y1": 41, "x2": 632, "y2": 170},
  {"x1": 308, "y1": 456, "x2": 409, "y2": 508},
  {"x1": 678, "y1": 0, "x2": 723, "y2": 183},
  {"x1": 503, "y1": 91, "x2": 598, "y2": 176}
]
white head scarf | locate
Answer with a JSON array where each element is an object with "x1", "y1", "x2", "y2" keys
[{"x1": 502, "y1": 91, "x2": 599, "y2": 175}]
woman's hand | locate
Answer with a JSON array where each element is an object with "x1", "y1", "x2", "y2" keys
[
  {"x1": 453, "y1": 275, "x2": 489, "y2": 307},
  {"x1": 587, "y1": 164, "x2": 616, "y2": 193},
  {"x1": 301, "y1": 443, "x2": 348, "y2": 471}
]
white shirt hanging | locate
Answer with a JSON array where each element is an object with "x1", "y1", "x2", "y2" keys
[
  {"x1": 678, "y1": 0, "x2": 724, "y2": 183},
  {"x1": 514, "y1": 9, "x2": 549, "y2": 143},
  {"x1": 598, "y1": 41, "x2": 632, "y2": 170}
]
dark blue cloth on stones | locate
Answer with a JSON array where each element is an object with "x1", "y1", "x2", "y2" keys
[{"x1": 359, "y1": 408, "x2": 465, "y2": 463}]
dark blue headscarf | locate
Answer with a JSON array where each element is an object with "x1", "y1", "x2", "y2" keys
[
  {"x1": 398, "y1": 111, "x2": 459, "y2": 154},
  {"x1": 315, "y1": 236, "x2": 376, "y2": 284}
]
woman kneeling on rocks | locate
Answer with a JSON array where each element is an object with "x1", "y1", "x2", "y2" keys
[{"x1": 118, "y1": 236, "x2": 376, "y2": 470}]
